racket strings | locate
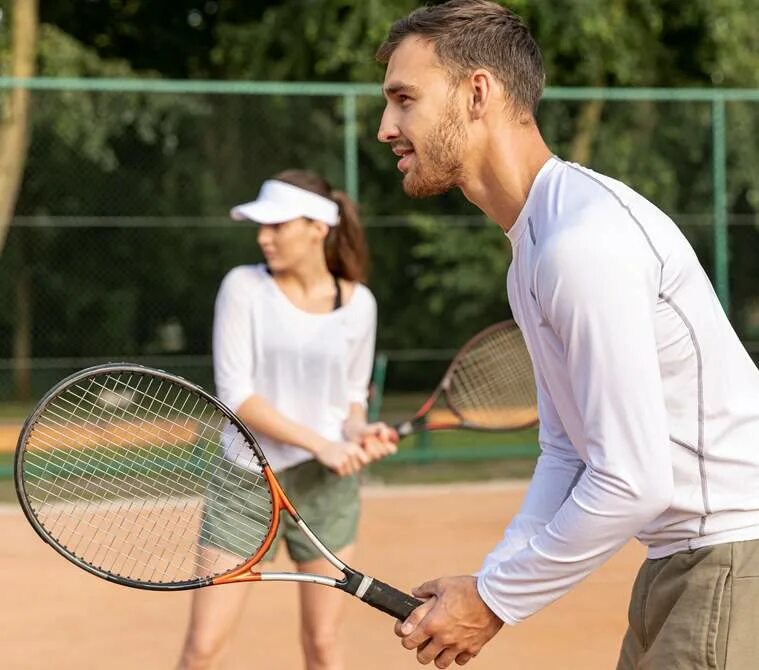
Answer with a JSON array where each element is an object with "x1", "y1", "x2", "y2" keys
[
  {"x1": 27, "y1": 380, "x2": 233, "y2": 581},
  {"x1": 20, "y1": 372, "x2": 275, "y2": 585},
  {"x1": 28, "y1": 381, "x2": 266, "y2": 581},
  {"x1": 447, "y1": 326, "x2": 538, "y2": 428}
]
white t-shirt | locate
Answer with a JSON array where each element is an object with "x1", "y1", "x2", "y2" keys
[
  {"x1": 212, "y1": 264, "x2": 377, "y2": 472},
  {"x1": 477, "y1": 156, "x2": 759, "y2": 625}
]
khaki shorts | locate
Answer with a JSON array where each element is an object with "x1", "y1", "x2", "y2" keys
[
  {"x1": 617, "y1": 538, "x2": 759, "y2": 670},
  {"x1": 201, "y1": 458, "x2": 359, "y2": 565}
]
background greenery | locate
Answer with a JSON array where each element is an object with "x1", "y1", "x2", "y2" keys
[{"x1": 0, "y1": 0, "x2": 757, "y2": 407}]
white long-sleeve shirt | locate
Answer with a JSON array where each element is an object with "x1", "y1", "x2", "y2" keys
[
  {"x1": 477, "y1": 156, "x2": 759, "y2": 625},
  {"x1": 213, "y1": 264, "x2": 377, "y2": 472}
]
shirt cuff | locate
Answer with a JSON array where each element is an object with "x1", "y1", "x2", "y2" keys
[
  {"x1": 476, "y1": 572, "x2": 521, "y2": 627},
  {"x1": 219, "y1": 387, "x2": 255, "y2": 414},
  {"x1": 346, "y1": 388, "x2": 369, "y2": 407}
]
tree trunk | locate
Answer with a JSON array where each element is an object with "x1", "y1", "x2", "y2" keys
[
  {"x1": 569, "y1": 97, "x2": 605, "y2": 166},
  {"x1": 0, "y1": 0, "x2": 38, "y2": 252},
  {"x1": 12, "y1": 249, "x2": 31, "y2": 402},
  {"x1": 2, "y1": 0, "x2": 39, "y2": 400}
]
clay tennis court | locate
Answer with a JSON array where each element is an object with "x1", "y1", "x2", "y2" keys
[{"x1": 1, "y1": 480, "x2": 643, "y2": 669}]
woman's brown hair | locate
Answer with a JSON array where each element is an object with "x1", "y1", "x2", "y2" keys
[{"x1": 273, "y1": 169, "x2": 369, "y2": 282}]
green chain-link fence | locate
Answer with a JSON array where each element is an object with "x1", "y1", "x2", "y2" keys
[{"x1": 1, "y1": 78, "x2": 758, "y2": 466}]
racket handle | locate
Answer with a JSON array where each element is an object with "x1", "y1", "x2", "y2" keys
[
  {"x1": 394, "y1": 420, "x2": 414, "y2": 438},
  {"x1": 360, "y1": 578, "x2": 424, "y2": 620}
]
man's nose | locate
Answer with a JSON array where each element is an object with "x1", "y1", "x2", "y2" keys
[{"x1": 377, "y1": 106, "x2": 399, "y2": 143}]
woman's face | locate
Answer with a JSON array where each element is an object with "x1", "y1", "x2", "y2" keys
[{"x1": 256, "y1": 217, "x2": 327, "y2": 272}]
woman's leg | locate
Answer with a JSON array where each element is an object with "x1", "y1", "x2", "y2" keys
[
  {"x1": 176, "y1": 546, "x2": 251, "y2": 670},
  {"x1": 297, "y1": 545, "x2": 355, "y2": 670}
]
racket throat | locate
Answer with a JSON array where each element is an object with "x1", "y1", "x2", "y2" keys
[
  {"x1": 395, "y1": 420, "x2": 415, "y2": 438},
  {"x1": 395, "y1": 416, "x2": 429, "y2": 438},
  {"x1": 295, "y1": 518, "x2": 347, "y2": 573},
  {"x1": 259, "y1": 572, "x2": 340, "y2": 588},
  {"x1": 340, "y1": 568, "x2": 373, "y2": 597}
]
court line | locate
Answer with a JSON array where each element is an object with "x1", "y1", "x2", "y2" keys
[{"x1": 0, "y1": 479, "x2": 528, "y2": 515}]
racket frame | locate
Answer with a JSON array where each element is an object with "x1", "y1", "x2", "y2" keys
[
  {"x1": 394, "y1": 320, "x2": 538, "y2": 438},
  {"x1": 15, "y1": 363, "x2": 421, "y2": 619}
]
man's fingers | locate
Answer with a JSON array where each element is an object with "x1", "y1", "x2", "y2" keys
[
  {"x1": 412, "y1": 579, "x2": 441, "y2": 599},
  {"x1": 434, "y1": 647, "x2": 462, "y2": 669},
  {"x1": 417, "y1": 637, "x2": 447, "y2": 665},
  {"x1": 396, "y1": 576, "x2": 498, "y2": 666},
  {"x1": 397, "y1": 595, "x2": 436, "y2": 638}
]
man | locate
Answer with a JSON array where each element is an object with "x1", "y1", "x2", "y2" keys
[{"x1": 376, "y1": 1, "x2": 759, "y2": 668}]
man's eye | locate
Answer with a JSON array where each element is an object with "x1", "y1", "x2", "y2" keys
[{"x1": 398, "y1": 94, "x2": 410, "y2": 104}]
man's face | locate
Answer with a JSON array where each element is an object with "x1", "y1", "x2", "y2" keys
[{"x1": 378, "y1": 37, "x2": 467, "y2": 198}]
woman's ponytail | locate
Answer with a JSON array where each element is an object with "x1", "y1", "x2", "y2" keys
[
  {"x1": 325, "y1": 189, "x2": 368, "y2": 282},
  {"x1": 273, "y1": 169, "x2": 369, "y2": 282}
]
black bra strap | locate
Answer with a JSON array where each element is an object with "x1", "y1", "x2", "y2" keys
[
  {"x1": 333, "y1": 274, "x2": 342, "y2": 310},
  {"x1": 266, "y1": 265, "x2": 341, "y2": 310}
]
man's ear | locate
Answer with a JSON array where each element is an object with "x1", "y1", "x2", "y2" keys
[{"x1": 469, "y1": 69, "x2": 497, "y2": 120}]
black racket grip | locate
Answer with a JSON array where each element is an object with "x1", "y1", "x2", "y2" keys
[{"x1": 361, "y1": 578, "x2": 424, "y2": 620}]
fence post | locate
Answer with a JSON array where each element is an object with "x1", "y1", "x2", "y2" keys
[
  {"x1": 712, "y1": 97, "x2": 730, "y2": 315},
  {"x1": 368, "y1": 352, "x2": 387, "y2": 422},
  {"x1": 343, "y1": 92, "x2": 359, "y2": 201}
]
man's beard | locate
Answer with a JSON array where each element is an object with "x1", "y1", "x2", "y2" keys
[{"x1": 403, "y1": 98, "x2": 466, "y2": 198}]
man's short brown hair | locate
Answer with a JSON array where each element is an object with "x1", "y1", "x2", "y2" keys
[{"x1": 376, "y1": 0, "x2": 544, "y2": 116}]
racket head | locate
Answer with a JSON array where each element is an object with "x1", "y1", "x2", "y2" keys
[
  {"x1": 14, "y1": 363, "x2": 281, "y2": 591},
  {"x1": 437, "y1": 320, "x2": 538, "y2": 431}
]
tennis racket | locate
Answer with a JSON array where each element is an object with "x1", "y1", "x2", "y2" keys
[
  {"x1": 394, "y1": 320, "x2": 538, "y2": 439},
  {"x1": 14, "y1": 363, "x2": 422, "y2": 620}
]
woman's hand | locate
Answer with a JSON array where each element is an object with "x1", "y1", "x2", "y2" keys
[
  {"x1": 344, "y1": 421, "x2": 398, "y2": 462},
  {"x1": 315, "y1": 439, "x2": 371, "y2": 476}
]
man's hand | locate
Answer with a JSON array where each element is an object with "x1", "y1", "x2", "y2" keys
[{"x1": 394, "y1": 576, "x2": 503, "y2": 668}]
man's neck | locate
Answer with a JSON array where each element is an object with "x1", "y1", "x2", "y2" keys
[{"x1": 460, "y1": 126, "x2": 553, "y2": 233}]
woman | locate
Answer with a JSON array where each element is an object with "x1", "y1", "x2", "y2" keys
[{"x1": 177, "y1": 170, "x2": 397, "y2": 670}]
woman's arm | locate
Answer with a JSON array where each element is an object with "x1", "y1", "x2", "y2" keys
[
  {"x1": 343, "y1": 290, "x2": 397, "y2": 460},
  {"x1": 237, "y1": 394, "x2": 370, "y2": 476}
]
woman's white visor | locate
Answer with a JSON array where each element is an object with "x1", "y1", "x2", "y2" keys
[{"x1": 230, "y1": 180, "x2": 340, "y2": 226}]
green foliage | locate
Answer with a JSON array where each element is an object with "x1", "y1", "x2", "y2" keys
[
  {"x1": 213, "y1": 0, "x2": 415, "y2": 82},
  {"x1": 1, "y1": 0, "x2": 758, "y2": 399},
  {"x1": 33, "y1": 26, "x2": 175, "y2": 174},
  {"x1": 0, "y1": 0, "x2": 10, "y2": 74},
  {"x1": 410, "y1": 215, "x2": 511, "y2": 331}
]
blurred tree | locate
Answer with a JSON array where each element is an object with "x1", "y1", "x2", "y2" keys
[
  {"x1": 0, "y1": 0, "x2": 37, "y2": 252},
  {"x1": 0, "y1": 0, "x2": 37, "y2": 400},
  {"x1": 0, "y1": 23, "x2": 219, "y2": 399},
  {"x1": 1, "y1": 0, "x2": 757, "y2": 399}
]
